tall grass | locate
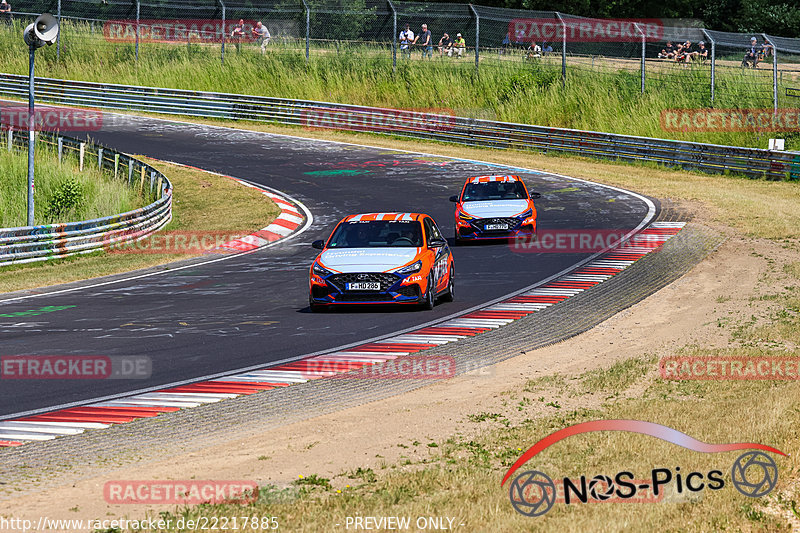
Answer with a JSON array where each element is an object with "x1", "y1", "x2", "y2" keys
[
  {"x1": 0, "y1": 143, "x2": 145, "y2": 227},
  {"x1": 0, "y1": 20, "x2": 796, "y2": 149}
]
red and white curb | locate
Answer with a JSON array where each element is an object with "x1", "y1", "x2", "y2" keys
[{"x1": 0, "y1": 222, "x2": 684, "y2": 447}]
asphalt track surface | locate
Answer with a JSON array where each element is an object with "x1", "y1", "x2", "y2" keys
[{"x1": 0, "y1": 114, "x2": 656, "y2": 418}]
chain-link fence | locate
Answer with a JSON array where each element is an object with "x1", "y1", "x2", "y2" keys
[{"x1": 2, "y1": 0, "x2": 799, "y2": 108}]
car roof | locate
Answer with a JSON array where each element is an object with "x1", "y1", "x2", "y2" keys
[
  {"x1": 342, "y1": 212, "x2": 423, "y2": 222},
  {"x1": 466, "y1": 174, "x2": 521, "y2": 184}
]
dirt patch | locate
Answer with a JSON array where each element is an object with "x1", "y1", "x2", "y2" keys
[{"x1": 0, "y1": 215, "x2": 790, "y2": 528}]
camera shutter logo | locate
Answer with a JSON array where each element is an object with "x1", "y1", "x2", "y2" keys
[
  {"x1": 508, "y1": 470, "x2": 556, "y2": 517},
  {"x1": 731, "y1": 451, "x2": 778, "y2": 498}
]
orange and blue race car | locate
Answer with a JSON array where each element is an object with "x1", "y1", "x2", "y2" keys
[
  {"x1": 450, "y1": 174, "x2": 540, "y2": 243},
  {"x1": 309, "y1": 212, "x2": 454, "y2": 312}
]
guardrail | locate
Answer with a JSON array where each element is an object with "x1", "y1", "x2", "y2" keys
[
  {"x1": 0, "y1": 127, "x2": 172, "y2": 268},
  {"x1": 0, "y1": 73, "x2": 797, "y2": 181}
]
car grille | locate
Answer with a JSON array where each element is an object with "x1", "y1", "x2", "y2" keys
[
  {"x1": 397, "y1": 285, "x2": 420, "y2": 298},
  {"x1": 472, "y1": 217, "x2": 520, "y2": 233},
  {"x1": 335, "y1": 293, "x2": 397, "y2": 302},
  {"x1": 328, "y1": 272, "x2": 401, "y2": 292}
]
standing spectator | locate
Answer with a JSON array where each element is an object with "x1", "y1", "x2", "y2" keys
[
  {"x1": 742, "y1": 37, "x2": 760, "y2": 68},
  {"x1": 399, "y1": 23, "x2": 414, "y2": 59},
  {"x1": 252, "y1": 21, "x2": 270, "y2": 54},
  {"x1": 514, "y1": 27, "x2": 525, "y2": 48},
  {"x1": 0, "y1": 0, "x2": 11, "y2": 24},
  {"x1": 501, "y1": 32, "x2": 511, "y2": 54},
  {"x1": 453, "y1": 32, "x2": 466, "y2": 58},
  {"x1": 438, "y1": 32, "x2": 452, "y2": 57},
  {"x1": 231, "y1": 19, "x2": 245, "y2": 53},
  {"x1": 415, "y1": 23, "x2": 433, "y2": 59}
]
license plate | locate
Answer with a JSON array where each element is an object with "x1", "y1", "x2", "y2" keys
[
  {"x1": 485, "y1": 223, "x2": 508, "y2": 231},
  {"x1": 346, "y1": 282, "x2": 381, "y2": 291}
]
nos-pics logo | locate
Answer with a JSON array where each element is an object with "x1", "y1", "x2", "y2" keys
[{"x1": 502, "y1": 420, "x2": 784, "y2": 518}]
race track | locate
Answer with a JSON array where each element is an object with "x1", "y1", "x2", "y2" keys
[{"x1": 0, "y1": 114, "x2": 656, "y2": 418}]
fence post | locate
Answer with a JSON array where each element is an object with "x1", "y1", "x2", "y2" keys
[
  {"x1": 135, "y1": 0, "x2": 140, "y2": 61},
  {"x1": 98, "y1": 147, "x2": 103, "y2": 170},
  {"x1": 387, "y1": 0, "x2": 396, "y2": 74},
  {"x1": 56, "y1": 0, "x2": 61, "y2": 60},
  {"x1": 469, "y1": 4, "x2": 479, "y2": 75},
  {"x1": 702, "y1": 29, "x2": 715, "y2": 106},
  {"x1": 218, "y1": 0, "x2": 226, "y2": 65},
  {"x1": 79, "y1": 142, "x2": 85, "y2": 171},
  {"x1": 6, "y1": 127, "x2": 11, "y2": 152},
  {"x1": 555, "y1": 12, "x2": 566, "y2": 89},
  {"x1": 763, "y1": 33, "x2": 777, "y2": 112},
  {"x1": 634, "y1": 22, "x2": 645, "y2": 94},
  {"x1": 300, "y1": 0, "x2": 310, "y2": 63},
  {"x1": 57, "y1": 136, "x2": 63, "y2": 162}
]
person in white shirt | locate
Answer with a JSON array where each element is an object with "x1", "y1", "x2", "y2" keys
[
  {"x1": 252, "y1": 21, "x2": 270, "y2": 53},
  {"x1": 399, "y1": 23, "x2": 415, "y2": 59}
]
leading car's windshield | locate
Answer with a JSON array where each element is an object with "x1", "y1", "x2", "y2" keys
[
  {"x1": 328, "y1": 220, "x2": 423, "y2": 248},
  {"x1": 462, "y1": 181, "x2": 527, "y2": 201}
]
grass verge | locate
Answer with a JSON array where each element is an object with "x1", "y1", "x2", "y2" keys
[
  {"x1": 107, "y1": 119, "x2": 800, "y2": 533},
  {"x1": 0, "y1": 159, "x2": 280, "y2": 294}
]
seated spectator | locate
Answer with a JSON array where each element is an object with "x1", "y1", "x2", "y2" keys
[
  {"x1": 658, "y1": 41, "x2": 675, "y2": 59},
  {"x1": 0, "y1": 0, "x2": 11, "y2": 22},
  {"x1": 691, "y1": 41, "x2": 708, "y2": 61},
  {"x1": 439, "y1": 33, "x2": 452, "y2": 57},
  {"x1": 673, "y1": 42, "x2": 686, "y2": 62},
  {"x1": 526, "y1": 41, "x2": 542, "y2": 60},
  {"x1": 742, "y1": 37, "x2": 760, "y2": 68},
  {"x1": 678, "y1": 41, "x2": 694, "y2": 63},
  {"x1": 760, "y1": 38, "x2": 773, "y2": 59},
  {"x1": 453, "y1": 33, "x2": 466, "y2": 58},
  {"x1": 542, "y1": 42, "x2": 553, "y2": 54}
]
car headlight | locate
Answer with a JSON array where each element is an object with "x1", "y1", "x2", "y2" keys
[
  {"x1": 393, "y1": 260, "x2": 422, "y2": 275},
  {"x1": 458, "y1": 211, "x2": 475, "y2": 221},
  {"x1": 517, "y1": 209, "x2": 533, "y2": 220},
  {"x1": 312, "y1": 262, "x2": 333, "y2": 277}
]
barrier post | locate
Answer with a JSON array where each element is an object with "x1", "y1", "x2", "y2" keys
[
  {"x1": 57, "y1": 136, "x2": 63, "y2": 162},
  {"x1": 79, "y1": 142, "x2": 85, "y2": 171},
  {"x1": 135, "y1": 0, "x2": 140, "y2": 61},
  {"x1": 634, "y1": 22, "x2": 645, "y2": 94},
  {"x1": 387, "y1": 0, "x2": 396, "y2": 74},
  {"x1": 469, "y1": 4, "x2": 479, "y2": 76},
  {"x1": 56, "y1": 0, "x2": 61, "y2": 60},
  {"x1": 219, "y1": 0, "x2": 226, "y2": 65},
  {"x1": 556, "y1": 12, "x2": 566, "y2": 89},
  {"x1": 702, "y1": 29, "x2": 715, "y2": 106},
  {"x1": 763, "y1": 34, "x2": 777, "y2": 112},
  {"x1": 300, "y1": 0, "x2": 310, "y2": 63}
]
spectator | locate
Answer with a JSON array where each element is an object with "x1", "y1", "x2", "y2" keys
[
  {"x1": 691, "y1": 41, "x2": 708, "y2": 61},
  {"x1": 678, "y1": 41, "x2": 694, "y2": 63},
  {"x1": 501, "y1": 32, "x2": 511, "y2": 54},
  {"x1": 658, "y1": 41, "x2": 675, "y2": 59},
  {"x1": 414, "y1": 23, "x2": 433, "y2": 59},
  {"x1": 399, "y1": 23, "x2": 414, "y2": 59},
  {"x1": 231, "y1": 19, "x2": 245, "y2": 52},
  {"x1": 526, "y1": 41, "x2": 541, "y2": 60},
  {"x1": 673, "y1": 42, "x2": 686, "y2": 62},
  {"x1": 252, "y1": 21, "x2": 270, "y2": 54},
  {"x1": 438, "y1": 32, "x2": 452, "y2": 57},
  {"x1": 514, "y1": 28, "x2": 525, "y2": 48},
  {"x1": 542, "y1": 42, "x2": 553, "y2": 55},
  {"x1": 742, "y1": 37, "x2": 760, "y2": 68},
  {"x1": 761, "y1": 38, "x2": 773, "y2": 59},
  {"x1": 453, "y1": 33, "x2": 466, "y2": 58},
  {"x1": 0, "y1": 0, "x2": 11, "y2": 23}
]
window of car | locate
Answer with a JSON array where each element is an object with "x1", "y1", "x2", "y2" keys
[
  {"x1": 327, "y1": 220, "x2": 423, "y2": 248},
  {"x1": 463, "y1": 180, "x2": 527, "y2": 201},
  {"x1": 424, "y1": 217, "x2": 443, "y2": 243}
]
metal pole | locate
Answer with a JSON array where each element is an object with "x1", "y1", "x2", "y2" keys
[
  {"x1": 469, "y1": 4, "x2": 479, "y2": 75},
  {"x1": 27, "y1": 46, "x2": 35, "y2": 226},
  {"x1": 702, "y1": 29, "x2": 715, "y2": 106},
  {"x1": 556, "y1": 12, "x2": 566, "y2": 89},
  {"x1": 634, "y1": 22, "x2": 644, "y2": 94},
  {"x1": 219, "y1": 0, "x2": 226, "y2": 65},
  {"x1": 56, "y1": 0, "x2": 61, "y2": 60},
  {"x1": 135, "y1": 0, "x2": 140, "y2": 61},
  {"x1": 388, "y1": 0, "x2": 396, "y2": 74},
  {"x1": 763, "y1": 33, "x2": 777, "y2": 112},
  {"x1": 304, "y1": 0, "x2": 310, "y2": 63}
]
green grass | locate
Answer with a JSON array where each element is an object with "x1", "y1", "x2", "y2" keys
[
  {"x1": 0, "y1": 142, "x2": 144, "y2": 227},
  {"x1": 0, "y1": 20, "x2": 796, "y2": 151}
]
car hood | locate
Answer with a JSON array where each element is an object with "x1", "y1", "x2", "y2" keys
[
  {"x1": 462, "y1": 200, "x2": 529, "y2": 218},
  {"x1": 320, "y1": 248, "x2": 420, "y2": 273}
]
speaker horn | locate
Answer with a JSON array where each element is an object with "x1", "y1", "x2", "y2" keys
[{"x1": 23, "y1": 13, "x2": 59, "y2": 48}]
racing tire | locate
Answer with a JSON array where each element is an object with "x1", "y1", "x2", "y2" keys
[
  {"x1": 421, "y1": 278, "x2": 436, "y2": 311},
  {"x1": 441, "y1": 268, "x2": 454, "y2": 303}
]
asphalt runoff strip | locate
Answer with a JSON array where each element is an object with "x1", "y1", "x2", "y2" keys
[{"x1": 0, "y1": 206, "x2": 724, "y2": 496}]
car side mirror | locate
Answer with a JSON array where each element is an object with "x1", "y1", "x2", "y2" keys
[
  {"x1": 530, "y1": 192, "x2": 541, "y2": 199},
  {"x1": 311, "y1": 240, "x2": 325, "y2": 250},
  {"x1": 449, "y1": 195, "x2": 459, "y2": 202},
  {"x1": 428, "y1": 239, "x2": 447, "y2": 248}
]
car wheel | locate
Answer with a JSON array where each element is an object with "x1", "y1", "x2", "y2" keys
[
  {"x1": 421, "y1": 278, "x2": 435, "y2": 310},
  {"x1": 453, "y1": 230, "x2": 462, "y2": 246},
  {"x1": 441, "y1": 267, "x2": 454, "y2": 302}
]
